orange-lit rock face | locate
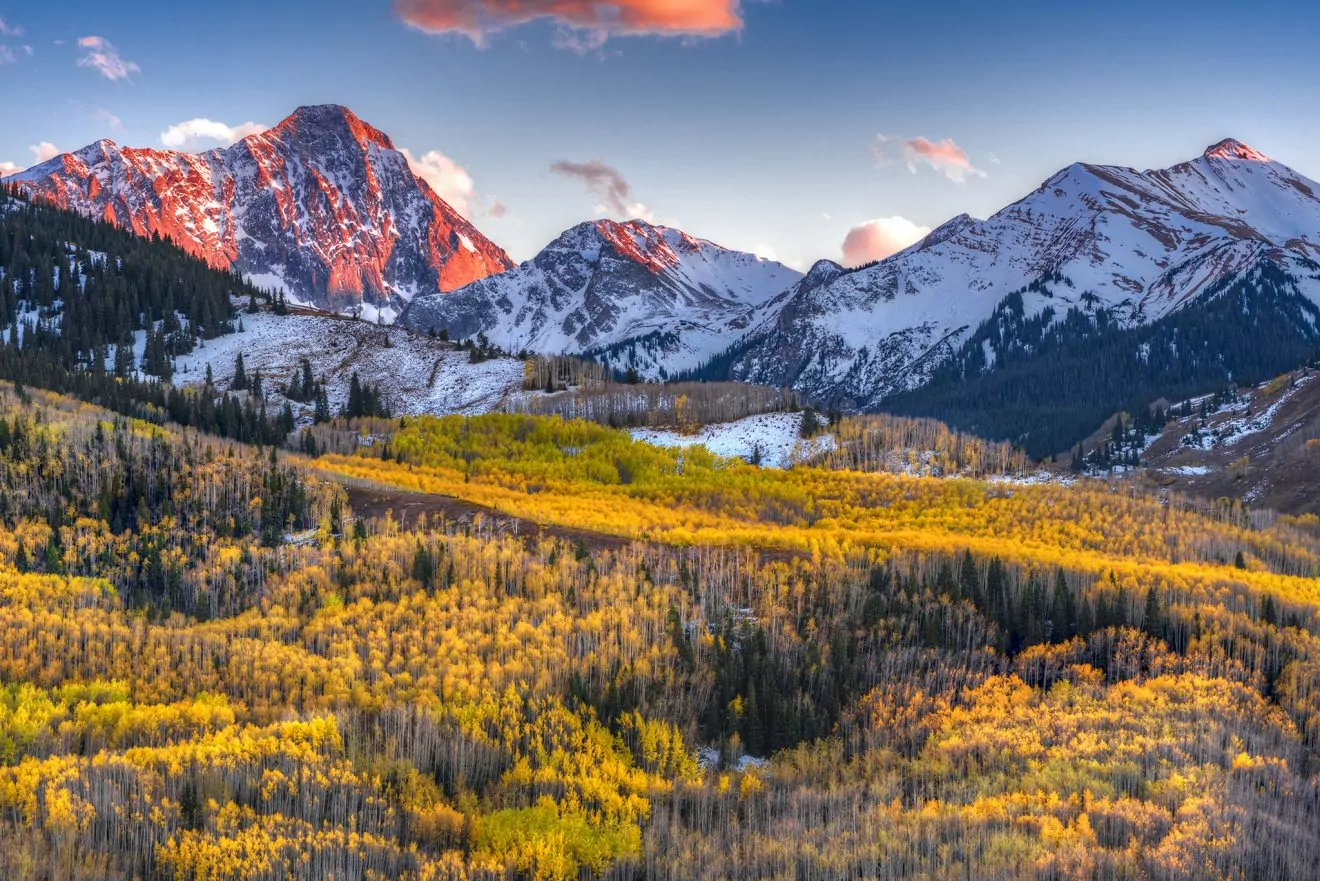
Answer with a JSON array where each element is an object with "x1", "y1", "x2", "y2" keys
[
  {"x1": 593, "y1": 219, "x2": 702, "y2": 275},
  {"x1": 12, "y1": 105, "x2": 513, "y2": 311}
]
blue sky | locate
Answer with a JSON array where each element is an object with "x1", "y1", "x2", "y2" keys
[{"x1": 2, "y1": 0, "x2": 1319, "y2": 266}]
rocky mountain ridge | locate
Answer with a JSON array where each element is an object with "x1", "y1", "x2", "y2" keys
[{"x1": 4, "y1": 104, "x2": 513, "y2": 319}]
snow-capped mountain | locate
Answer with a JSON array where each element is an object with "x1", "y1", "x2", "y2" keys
[
  {"x1": 3, "y1": 105, "x2": 513, "y2": 319},
  {"x1": 401, "y1": 219, "x2": 802, "y2": 377},
  {"x1": 727, "y1": 139, "x2": 1320, "y2": 408}
]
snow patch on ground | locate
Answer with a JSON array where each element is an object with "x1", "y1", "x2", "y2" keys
[
  {"x1": 1165, "y1": 465, "x2": 1213, "y2": 476},
  {"x1": 630, "y1": 412, "x2": 833, "y2": 468},
  {"x1": 242, "y1": 272, "x2": 289, "y2": 294},
  {"x1": 694, "y1": 746, "x2": 769, "y2": 773},
  {"x1": 987, "y1": 471, "x2": 1077, "y2": 487},
  {"x1": 735, "y1": 755, "x2": 769, "y2": 772}
]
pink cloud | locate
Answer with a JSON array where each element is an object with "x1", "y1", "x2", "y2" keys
[
  {"x1": 401, "y1": 147, "x2": 477, "y2": 217},
  {"x1": 76, "y1": 35, "x2": 140, "y2": 80},
  {"x1": 396, "y1": 0, "x2": 744, "y2": 46},
  {"x1": 873, "y1": 134, "x2": 986, "y2": 184},
  {"x1": 29, "y1": 142, "x2": 61, "y2": 164},
  {"x1": 0, "y1": 161, "x2": 21, "y2": 177},
  {"x1": 841, "y1": 217, "x2": 930, "y2": 268}
]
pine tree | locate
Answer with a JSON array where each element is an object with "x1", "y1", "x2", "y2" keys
[
  {"x1": 1142, "y1": 587, "x2": 1164, "y2": 641},
  {"x1": 1050, "y1": 568, "x2": 1077, "y2": 640},
  {"x1": 346, "y1": 373, "x2": 364, "y2": 419},
  {"x1": 113, "y1": 335, "x2": 135, "y2": 378},
  {"x1": 314, "y1": 385, "x2": 330, "y2": 424},
  {"x1": 959, "y1": 551, "x2": 981, "y2": 607},
  {"x1": 1260, "y1": 595, "x2": 1278, "y2": 626}
]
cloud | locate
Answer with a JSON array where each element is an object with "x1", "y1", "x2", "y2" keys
[
  {"x1": 485, "y1": 199, "x2": 508, "y2": 218},
  {"x1": 93, "y1": 108, "x2": 124, "y2": 131},
  {"x1": 396, "y1": 0, "x2": 744, "y2": 47},
  {"x1": 0, "y1": 40, "x2": 29, "y2": 65},
  {"x1": 160, "y1": 118, "x2": 268, "y2": 149},
  {"x1": 841, "y1": 217, "x2": 930, "y2": 267},
  {"x1": 29, "y1": 142, "x2": 60, "y2": 164},
  {"x1": 0, "y1": 18, "x2": 22, "y2": 37},
  {"x1": 751, "y1": 242, "x2": 803, "y2": 271},
  {"x1": 0, "y1": 161, "x2": 21, "y2": 177},
  {"x1": 551, "y1": 158, "x2": 654, "y2": 222},
  {"x1": 400, "y1": 148, "x2": 478, "y2": 217},
  {"x1": 76, "y1": 36, "x2": 140, "y2": 80},
  {"x1": 873, "y1": 134, "x2": 986, "y2": 184}
]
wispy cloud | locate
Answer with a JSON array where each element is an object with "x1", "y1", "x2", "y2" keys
[
  {"x1": 841, "y1": 217, "x2": 930, "y2": 267},
  {"x1": 551, "y1": 158, "x2": 654, "y2": 222},
  {"x1": 160, "y1": 118, "x2": 268, "y2": 149},
  {"x1": 400, "y1": 147, "x2": 477, "y2": 217},
  {"x1": 396, "y1": 0, "x2": 745, "y2": 48},
  {"x1": 873, "y1": 134, "x2": 986, "y2": 184},
  {"x1": 93, "y1": 107, "x2": 125, "y2": 132},
  {"x1": 76, "y1": 36, "x2": 139, "y2": 80},
  {"x1": 749, "y1": 241, "x2": 803, "y2": 271},
  {"x1": 0, "y1": 35, "x2": 30, "y2": 65}
]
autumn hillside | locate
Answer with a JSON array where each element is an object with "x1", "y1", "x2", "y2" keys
[
  {"x1": 315, "y1": 413, "x2": 1320, "y2": 611},
  {"x1": 0, "y1": 390, "x2": 1317, "y2": 879}
]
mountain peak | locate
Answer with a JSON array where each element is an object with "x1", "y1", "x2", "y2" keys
[
  {"x1": 1204, "y1": 138, "x2": 1270, "y2": 163},
  {"x1": 12, "y1": 103, "x2": 511, "y2": 308},
  {"x1": 269, "y1": 104, "x2": 394, "y2": 151},
  {"x1": 801, "y1": 259, "x2": 845, "y2": 290}
]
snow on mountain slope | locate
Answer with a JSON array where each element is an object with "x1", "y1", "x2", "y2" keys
[
  {"x1": 729, "y1": 139, "x2": 1320, "y2": 408},
  {"x1": 400, "y1": 219, "x2": 802, "y2": 378},
  {"x1": 3, "y1": 105, "x2": 513, "y2": 317},
  {"x1": 631, "y1": 412, "x2": 834, "y2": 469},
  {"x1": 175, "y1": 307, "x2": 525, "y2": 418},
  {"x1": 1114, "y1": 364, "x2": 1320, "y2": 514}
]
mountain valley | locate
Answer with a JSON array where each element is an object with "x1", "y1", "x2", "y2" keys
[{"x1": 3, "y1": 107, "x2": 1320, "y2": 881}]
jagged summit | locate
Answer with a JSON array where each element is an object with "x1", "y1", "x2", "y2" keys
[
  {"x1": 4, "y1": 105, "x2": 512, "y2": 316},
  {"x1": 1204, "y1": 138, "x2": 1271, "y2": 162},
  {"x1": 543, "y1": 219, "x2": 735, "y2": 278},
  {"x1": 262, "y1": 104, "x2": 397, "y2": 153},
  {"x1": 402, "y1": 218, "x2": 802, "y2": 377},
  {"x1": 725, "y1": 139, "x2": 1320, "y2": 409}
]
